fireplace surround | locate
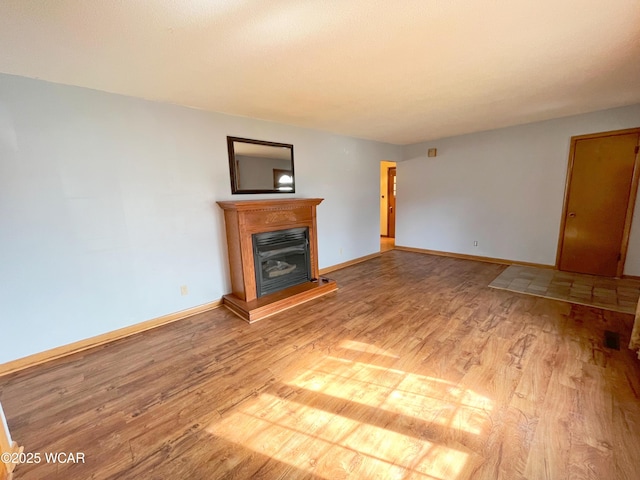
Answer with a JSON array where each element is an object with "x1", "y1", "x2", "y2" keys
[{"x1": 217, "y1": 198, "x2": 337, "y2": 322}]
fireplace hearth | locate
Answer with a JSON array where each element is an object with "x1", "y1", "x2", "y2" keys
[{"x1": 217, "y1": 199, "x2": 337, "y2": 322}]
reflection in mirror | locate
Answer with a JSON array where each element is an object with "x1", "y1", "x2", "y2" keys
[{"x1": 227, "y1": 137, "x2": 295, "y2": 194}]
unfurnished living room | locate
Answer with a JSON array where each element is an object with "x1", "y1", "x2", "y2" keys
[{"x1": 1, "y1": 2, "x2": 640, "y2": 479}]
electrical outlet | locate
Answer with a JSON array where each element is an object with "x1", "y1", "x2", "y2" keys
[
  {"x1": 339, "y1": 247, "x2": 343, "y2": 256},
  {"x1": 180, "y1": 285, "x2": 188, "y2": 296},
  {"x1": 473, "y1": 241, "x2": 478, "y2": 247}
]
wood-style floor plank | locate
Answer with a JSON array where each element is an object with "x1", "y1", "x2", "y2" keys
[{"x1": 1, "y1": 251, "x2": 640, "y2": 479}]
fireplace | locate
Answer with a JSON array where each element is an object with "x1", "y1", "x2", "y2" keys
[
  {"x1": 217, "y1": 198, "x2": 337, "y2": 322},
  {"x1": 254, "y1": 227, "x2": 311, "y2": 297}
]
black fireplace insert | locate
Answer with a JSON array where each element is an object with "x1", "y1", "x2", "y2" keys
[{"x1": 253, "y1": 227, "x2": 311, "y2": 297}]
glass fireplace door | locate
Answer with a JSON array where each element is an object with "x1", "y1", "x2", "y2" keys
[{"x1": 252, "y1": 227, "x2": 311, "y2": 297}]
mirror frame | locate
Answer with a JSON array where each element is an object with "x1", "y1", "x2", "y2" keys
[{"x1": 227, "y1": 136, "x2": 295, "y2": 194}]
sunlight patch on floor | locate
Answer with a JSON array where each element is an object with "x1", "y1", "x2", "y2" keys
[
  {"x1": 207, "y1": 392, "x2": 469, "y2": 479},
  {"x1": 207, "y1": 342, "x2": 492, "y2": 480},
  {"x1": 206, "y1": 348, "x2": 493, "y2": 478},
  {"x1": 292, "y1": 356, "x2": 493, "y2": 435}
]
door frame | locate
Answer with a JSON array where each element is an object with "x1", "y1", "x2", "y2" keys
[
  {"x1": 555, "y1": 127, "x2": 640, "y2": 277},
  {"x1": 387, "y1": 167, "x2": 396, "y2": 237}
]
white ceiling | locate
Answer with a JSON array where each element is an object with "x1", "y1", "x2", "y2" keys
[{"x1": 0, "y1": 1, "x2": 639, "y2": 145}]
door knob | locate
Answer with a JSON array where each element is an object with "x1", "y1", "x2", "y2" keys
[{"x1": 568, "y1": 212, "x2": 576, "y2": 218}]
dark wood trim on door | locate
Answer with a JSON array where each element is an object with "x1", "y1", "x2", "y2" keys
[{"x1": 555, "y1": 127, "x2": 640, "y2": 277}]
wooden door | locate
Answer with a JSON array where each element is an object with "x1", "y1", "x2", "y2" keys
[
  {"x1": 387, "y1": 167, "x2": 397, "y2": 238},
  {"x1": 558, "y1": 129, "x2": 640, "y2": 277}
]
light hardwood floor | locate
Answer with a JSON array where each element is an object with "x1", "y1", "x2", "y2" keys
[
  {"x1": 1, "y1": 251, "x2": 639, "y2": 479},
  {"x1": 380, "y1": 236, "x2": 395, "y2": 252}
]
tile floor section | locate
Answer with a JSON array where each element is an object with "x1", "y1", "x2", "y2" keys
[{"x1": 489, "y1": 265, "x2": 640, "y2": 314}]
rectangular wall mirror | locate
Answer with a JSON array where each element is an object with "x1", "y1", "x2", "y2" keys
[{"x1": 227, "y1": 136, "x2": 295, "y2": 194}]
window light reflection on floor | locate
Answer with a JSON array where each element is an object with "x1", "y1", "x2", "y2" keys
[
  {"x1": 293, "y1": 356, "x2": 492, "y2": 436},
  {"x1": 206, "y1": 344, "x2": 493, "y2": 479}
]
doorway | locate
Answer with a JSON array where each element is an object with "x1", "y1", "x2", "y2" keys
[
  {"x1": 387, "y1": 167, "x2": 397, "y2": 237},
  {"x1": 380, "y1": 161, "x2": 397, "y2": 247},
  {"x1": 557, "y1": 128, "x2": 640, "y2": 277}
]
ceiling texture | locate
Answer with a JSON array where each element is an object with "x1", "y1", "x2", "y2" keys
[{"x1": 0, "y1": 0, "x2": 639, "y2": 145}]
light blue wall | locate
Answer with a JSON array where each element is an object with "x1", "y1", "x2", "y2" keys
[
  {"x1": 0, "y1": 73, "x2": 400, "y2": 364},
  {"x1": 398, "y1": 104, "x2": 640, "y2": 271}
]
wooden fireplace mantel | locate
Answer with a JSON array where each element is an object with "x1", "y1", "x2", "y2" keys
[{"x1": 217, "y1": 198, "x2": 337, "y2": 322}]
